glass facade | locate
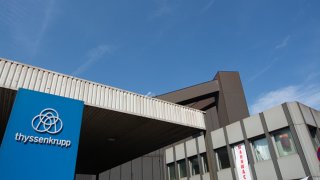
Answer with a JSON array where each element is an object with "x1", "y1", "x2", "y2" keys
[
  {"x1": 167, "y1": 163, "x2": 176, "y2": 180},
  {"x1": 201, "y1": 153, "x2": 209, "y2": 173},
  {"x1": 308, "y1": 126, "x2": 320, "y2": 149},
  {"x1": 215, "y1": 147, "x2": 230, "y2": 170},
  {"x1": 252, "y1": 137, "x2": 271, "y2": 161},
  {"x1": 177, "y1": 160, "x2": 187, "y2": 178},
  {"x1": 188, "y1": 156, "x2": 200, "y2": 176},
  {"x1": 274, "y1": 128, "x2": 297, "y2": 157}
]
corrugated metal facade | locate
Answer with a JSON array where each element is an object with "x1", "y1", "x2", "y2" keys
[{"x1": 0, "y1": 58, "x2": 205, "y2": 129}]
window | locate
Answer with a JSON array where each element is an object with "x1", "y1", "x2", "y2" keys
[
  {"x1": 177, "y1": 160, "x2": 187, "y2": 178},
  {"x1": 215, "y1": 147, "x2": 230, "y2": 170},
  {"x1": 252, "y1": 137, "x2": 271, "y2": 161},
  {"x1": 274, "y1": 128, "x2": 297, "y2": 157},
  {"x1": 188, "y1": 156, "x2": 200, "y2": 176},
  {"x1": 167, "y1": 163, "x2": 176, "y2": 180},
  {"x1": 308, "y1": 126, "x2": 320, "y2": 148},
  {"x1": 201, "y1": 153, "x2": 209, "y2": 173}
]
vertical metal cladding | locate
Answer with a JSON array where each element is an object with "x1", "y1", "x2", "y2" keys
[{"x1": 0, "y1": 58, "x2": 206, "y2": 129}]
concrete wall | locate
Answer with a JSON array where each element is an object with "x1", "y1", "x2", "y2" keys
[
  {"x1": 164, "y1": 102, "x2": 319, "y2": 180},
  {"x1": 76, "y1": 149, "x2": 165, "y2": 180},
  {"x1": 100, "y1": 149, "x2": 165, "y2": 180}
]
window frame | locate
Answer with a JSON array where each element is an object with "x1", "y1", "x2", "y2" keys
[
  {"x1": 215, "y1": 146, "x2": 231, "y2": 171},
  {"x1": 177, "y1": 159, "x2": 187, "y2": 178},
  {"x1": 307, "y1": 125, "x2": 320, "y2": 150},
  {"x1": 200, "y1": 153, "x2": 209, "y2": 173},
  {"x1": 188, "y1": 155, "x2": 200, "y2": 176},
  {"x1": 250, "y1": 135, "x2": 272, "y2": 163},
  {"x1": 272, "y1": 128, "x2": 297, "y2": 157},
  {"x1": 167, "y1": 162, "x2": 176, "y2": 180}
]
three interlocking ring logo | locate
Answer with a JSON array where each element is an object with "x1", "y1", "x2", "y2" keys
[{"x1": 31, "y1": 108, "x2": 63, "y2": 134}]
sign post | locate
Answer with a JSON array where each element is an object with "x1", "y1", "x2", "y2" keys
[{"x1": 0, "y1": 89, "x2": 84, "y2": 180}]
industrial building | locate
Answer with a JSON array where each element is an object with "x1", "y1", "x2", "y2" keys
[
  {"x1": 163, "y1": 102, "x2": 320, "y2": 180},
  {"x1": 0, "y1": 58, "x2": 319, "y2": 180}
]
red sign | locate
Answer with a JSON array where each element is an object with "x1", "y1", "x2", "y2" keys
[
  {"x1": 234, "y1": 143, "x2": 252, "y2": 180},
  {"x1": 317, "y1": 147, "x2": 320, "y2": 161}
]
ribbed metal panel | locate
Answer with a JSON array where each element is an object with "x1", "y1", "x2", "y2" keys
[{"x1": 0, "y1": 58, "x2": 206, "y2": 129}]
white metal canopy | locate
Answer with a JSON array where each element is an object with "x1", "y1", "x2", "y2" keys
[{"x1": 0, "y1": 58, "x2": 205, "y2": 130}]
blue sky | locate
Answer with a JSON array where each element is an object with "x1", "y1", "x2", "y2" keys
[{"x1": 0, "y1": 0, "x2": 319, "y2": 114}]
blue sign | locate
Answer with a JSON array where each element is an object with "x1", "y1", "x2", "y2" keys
[{"x1": 0, "y1": 88, "x2": 84, "y2": 180}]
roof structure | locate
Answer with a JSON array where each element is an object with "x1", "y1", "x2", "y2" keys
[{"x1": 0, "y1": 58, "x2": 206, "y2": 174}]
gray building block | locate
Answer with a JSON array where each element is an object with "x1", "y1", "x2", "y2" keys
[
  {"x1": 217, "y1": 168, "x2": 233, "y2": 180},
  {"x1": 211, "y1": 128, "x2": 226, "y2": 149},
  {"x1": 175, "y1": 143, "x2": 185, "y2": 161},
  {"x1": 254, "y1": 160, "x2": 278, "y2": 180},
  {"x1": 226, "y1": 121, "x2": 244, "y2": 144},
  {"x1": 243, "y1": 114, "x2": 264, "y2": 138},
  {"x1": 186, "y1": 139, "x2": 197, "y2": 157},
  {"x1": 278, "y1": 154, "x2": 306, "y2": 179},
  {"x1": 264, "y1": 105, "x2": 288, "y2": 132},
  {"x1": 166, "y1": 147, "x2": 174, "y2": 163}
]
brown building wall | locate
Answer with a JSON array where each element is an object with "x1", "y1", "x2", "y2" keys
[{"x1": 92, "y1": 71, "x2": 250, "y2": 180}]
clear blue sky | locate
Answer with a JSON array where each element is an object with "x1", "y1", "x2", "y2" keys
[{"x1": 0, "y1": 0, "x2": 319, "y2": 114}]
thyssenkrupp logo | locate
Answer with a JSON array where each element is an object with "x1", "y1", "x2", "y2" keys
[{"x1": 31, "y1": 108, "x2": 63, "y2": 134}]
